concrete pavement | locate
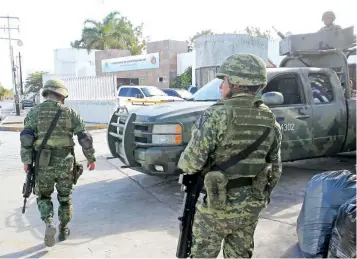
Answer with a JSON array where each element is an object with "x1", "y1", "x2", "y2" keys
[{"x1": 0, "y1": 129, "x2": 355, "y2": 257}]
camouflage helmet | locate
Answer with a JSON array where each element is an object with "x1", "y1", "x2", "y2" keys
[
  {"x1": 216, "y1": 53, "x2": 267, "y2": 86},
  {"x1": 322, "y1": 11, "x2": 336, "y2": 21},
  {"x1": 42, "y1": 79, "x2": 68, "y2": 98}
]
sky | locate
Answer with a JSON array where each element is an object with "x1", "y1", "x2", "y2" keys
[{"x1": 0, "y1": 0, "x2": 356, "y2": 89}]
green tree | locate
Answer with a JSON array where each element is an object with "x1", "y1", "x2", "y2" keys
[
  {"x1": 0, "y1": 85, "x2": 13, "y2": 100},
  {"x1": 170, "y1": 66, "x2": 192, "y2": 88},
  {"x1": 71, "y1": 11, "x2": 146, "y2": 55},
  {"x1": 244, "y1": 26, "x2": 272, "y2": 39},
  {"x1": 25, "y1": 71, "x2": 46, "y2": 95},
  {"x1": 187, "y1": 29, "x2": 213, "y2": 51}
]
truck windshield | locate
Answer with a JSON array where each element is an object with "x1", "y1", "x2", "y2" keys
[
  {"x1": 190, "y1": 78, "x2": 222, "y2": 101},
  {"x1": 141, "y1": 87, "x2": 168, "y2": 97}
]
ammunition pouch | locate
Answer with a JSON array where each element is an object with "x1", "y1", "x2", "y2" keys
[
  {"x1": 73, "y1": 162, "x2": 83, "y2": 185},
  {"x1": 252, "y1": 163, "x2": 272, "y2": 201},
  {"x1": 204, "y1": 171, "x2": 229, "y2": 210},
  {"x1": 20, "y1": 128, "x2": 35, "y2": 148},
  {"x1": 77, "y1": 131, "x2": 93, "y2": 150},
  {"x1": 38, "y1": 148, "x2": 51, "y2": 168}
]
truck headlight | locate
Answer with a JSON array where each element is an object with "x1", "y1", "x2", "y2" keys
[{"x1": 152, "y1": 124, "x2": 182, "y2": 144}]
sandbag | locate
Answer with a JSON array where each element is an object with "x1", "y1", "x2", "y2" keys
[
  {"x1": 296, "y1": 170, "x2": 356, "y2": 258},
  {"x1": 328, "y1": 197, "x2": 356, "y2": 258}
]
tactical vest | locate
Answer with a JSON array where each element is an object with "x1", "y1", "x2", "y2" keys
[
  {"x1": 34, "y1": 100, "x2": 75, "y2": 149},
  {"x1": 212, "y1": 94, "x2": 276, "y2": 179}
]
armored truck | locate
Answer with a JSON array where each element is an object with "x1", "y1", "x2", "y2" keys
[{"x1": 107, "y1": 27, "x2": 356, "y2": 176}]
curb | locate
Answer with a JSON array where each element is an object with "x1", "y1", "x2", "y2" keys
[
  {"x1": 0, "y1": 121, "x2": 23, "y2": 125},
  {"x1": 0, "y1": 125, "x2": 108, "y2": 132}
]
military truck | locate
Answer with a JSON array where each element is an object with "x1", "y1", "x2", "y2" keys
[{"x1": 107, "y1": 27, "x2": 356, "y2": 176}]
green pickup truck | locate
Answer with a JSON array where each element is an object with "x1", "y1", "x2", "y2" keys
[{"x1": 107, "y1": 29, "x2": 356, "y2": 176}]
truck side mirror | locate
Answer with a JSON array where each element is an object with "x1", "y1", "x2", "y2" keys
[{"x1": 262, "y1": 91, "x2": 284, "y2": 105}]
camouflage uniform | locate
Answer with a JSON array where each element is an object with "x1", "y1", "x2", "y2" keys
[
  {"x1": 20, "y1": 80, "x2": 96, "y2": 246},
  {"x1": 319, "y1": 11, "x2": 342, "y2": 32},
  {"x1": 177, "y1": 54, "x2": 282, "y2": 258}
]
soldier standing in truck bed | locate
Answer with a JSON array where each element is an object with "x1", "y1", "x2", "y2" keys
[{"x1": 319, "y1": 11, "x2": 342, "y2": 32}]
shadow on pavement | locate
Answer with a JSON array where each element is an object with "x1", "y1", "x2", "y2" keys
[
  {"x1": 4, "y1": 158, "x2": 180, "y2": 251},
  {"x1": 0, "y1": 244, "x2": 47, "y2": 258}
]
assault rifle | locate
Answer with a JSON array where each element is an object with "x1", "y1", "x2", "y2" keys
[
  {"x1": 176, "y1": 173, "x2": 204, "y2": 258},
  {"x1": 22, "y1": 152, "x2": 36, "y2": 214}
]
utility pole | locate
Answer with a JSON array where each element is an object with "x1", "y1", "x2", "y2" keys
[
  {"x1": 18, "y1": 52, "x2": 24, "y2": 96},
  {"x1": 0, "y1": 16, "x2": 21, "y2": 115}
]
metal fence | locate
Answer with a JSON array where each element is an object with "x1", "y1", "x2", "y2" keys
[{"x1": 42, "y1": 74, "x2": 117, "y2": 101}]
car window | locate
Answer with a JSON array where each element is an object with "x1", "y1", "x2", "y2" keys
[
  {"x1": 308, "y1": 73, "x2": 334, "y2": 104},
  {"x1": 191, "y1": 78, "x2": 222, "y2": 101},
  {"x1": 141, "y1": 87, "x2": 167, "y2": 96},
  {"x1": 263, "y1": 74, "x2": 304, "y2": 105},
  {"x1": 127, "y1": 88, "x2": 142, "y2": 97},
  {"x1": 118, "y1": 88, "x2": 130, "y2": 97},
  {"x1": 162, "y1": 89, "x2": 179, "y2": 97}
]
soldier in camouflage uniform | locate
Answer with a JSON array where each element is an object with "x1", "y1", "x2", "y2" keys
[
  {"x1": 20, "y1": 79, "x2": 96, "y2": 247},
  {"x1": 319, "y1": 11, "x2": 342, "y2": 32},
  {"x1": 177, "y1": 53, "x2": 282, "y2": 258}
]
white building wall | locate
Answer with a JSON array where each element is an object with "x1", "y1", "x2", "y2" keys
[{"x1": 54, "y1": 48, "x2": 97, "y2": 77}]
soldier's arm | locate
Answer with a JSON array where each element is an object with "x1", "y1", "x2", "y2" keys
[
  {"x1": 20, "y1": 107, "x2": 38, "y2": 164},
  {"x1": 266, "y1": 121, "x2": 283, "y2": 190},
  {"x1": 71, "y1": 110, "x2": 96, "y2": 163},
  {"x1": 177, "y1": 105, "x2": 228, "y2": 175}
]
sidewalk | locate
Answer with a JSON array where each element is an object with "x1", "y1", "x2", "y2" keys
[{"x1": 0, "y1": 114, "x2": 108, "y2": 132}]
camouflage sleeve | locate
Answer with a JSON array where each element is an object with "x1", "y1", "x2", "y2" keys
[
  {"x1": 20, "y1": 107, "x2": 38, "y2": 164},
  {"x1": 71, "y1": 110, "x2": 96, "y2": 163},
  {"x1": 177, "y1": 105, "x2": 228, "y2": 175},
  {"x1": 266, "y1": 121, "x2": 282, "y2": 190}
]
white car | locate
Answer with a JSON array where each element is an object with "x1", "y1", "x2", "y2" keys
[{"x1": 117, "y1": 85, "x2": 184, "y2": 106}]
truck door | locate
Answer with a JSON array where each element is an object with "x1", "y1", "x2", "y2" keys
[
  {"x1": 263, "y1": 72, "x2": 313, "y2": 161},
  {"x1": 303, "y1": 69, "x2": 347, "y2": 156}
]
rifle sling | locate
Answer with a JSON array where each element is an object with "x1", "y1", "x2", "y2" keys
[
  {"x1": 212, "y1": 127, "x2": 271, "y2": 172},
  {"x1": 35, "y1": 108, "x2": 63, "y2": 172}
]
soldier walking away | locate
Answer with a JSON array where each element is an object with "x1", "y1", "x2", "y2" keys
[
  {"x1": 177, "y1": 53, "x2": 282, "y2": 258},
  {"x1": 319, "y1": 11, "x2": 342, "y2": 32},
  {"x1": 19, "y1": 79, "x2": 96, "y2": 247}
]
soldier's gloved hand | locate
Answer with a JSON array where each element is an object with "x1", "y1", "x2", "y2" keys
[
  {"x1": 87, "y1": 162, "x2": 95, "y2": 171},
  {"x1": 23, "y1": 164, "x2": 30, "y2": 173}
]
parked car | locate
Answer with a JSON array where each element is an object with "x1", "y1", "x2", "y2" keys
[
  {"x1": 187, "y1": 85, "x2": 198, "y2": 94},
  {"x1": 117, "y1": 85, "x2": 183, "y2": 105},
  {"x1": 162, "y1": 88, "x2": 193, "y2": 100},
  {"x1": 21, "y1": 99, "x2": 35, "y2": 108}
]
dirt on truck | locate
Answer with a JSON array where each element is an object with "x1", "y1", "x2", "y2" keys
[{"x1": 107, "y1": 27, "x2": 356, "y2": 176}]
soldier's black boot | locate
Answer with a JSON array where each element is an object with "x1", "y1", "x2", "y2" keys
[
  {"x1": 58, "y1": 223, "x2": 70, "y2": 242},
  {"x1": 44, "y1": 223, "x2": 56, "y2": 247}
]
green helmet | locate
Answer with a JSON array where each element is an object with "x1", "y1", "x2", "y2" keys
[
  {"x1": 322, "y1": 11, "x2": 336, "y2": 21},
  {"x1": 216, "y1": 53, "x2": 267, "y2": 86},
  {"x1": 42, "y1": 79, "x2": 68, "y2": 98}
]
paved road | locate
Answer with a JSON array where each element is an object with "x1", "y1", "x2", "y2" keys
[{"x1": 0, "y1": 130, "x2": 355, "y2": 257}]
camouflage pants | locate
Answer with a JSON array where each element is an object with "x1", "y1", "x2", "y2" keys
[
  {"x1": 190, "y1": 186, "x2": 266, "y2": 258},
  {"x1": 35, "y1": 150, "x2": 74, "y2": 226}
]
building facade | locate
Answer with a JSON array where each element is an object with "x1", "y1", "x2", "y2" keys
[{"x1": 95, "y1": 40, "x2": 188, "y2": 88}]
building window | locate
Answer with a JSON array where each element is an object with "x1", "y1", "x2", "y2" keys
[{"x1": 158, "y1": 77, "x2": 163, "y2": 82}]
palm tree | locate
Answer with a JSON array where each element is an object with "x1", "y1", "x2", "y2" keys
[{"x1": 71, "y1": 11, "x2": 145, "y2": 55}]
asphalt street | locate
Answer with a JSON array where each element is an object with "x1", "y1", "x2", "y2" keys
[{"x1": 0, "y1": 129, "x2": 355, "y2": 257}]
